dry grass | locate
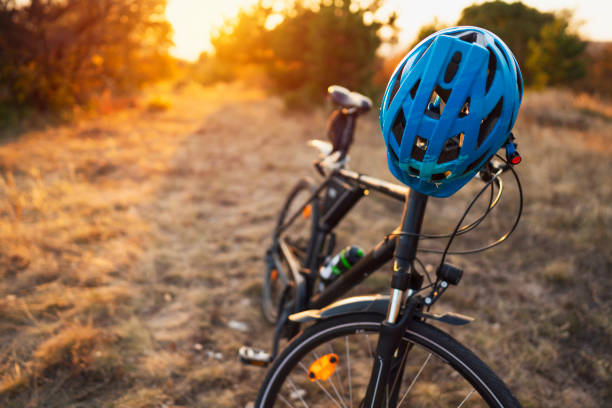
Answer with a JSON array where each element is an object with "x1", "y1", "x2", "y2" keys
[
  {"x1": 0, "y1": 83, "x2": 609, "y2": 407},
  {"x1": 146, "y1": 96, "x2": 173, "y2": 113}
]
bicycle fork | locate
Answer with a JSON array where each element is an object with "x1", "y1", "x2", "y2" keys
[{"x1": 362, "y1": 190, "x2": 428, "y2": 407}]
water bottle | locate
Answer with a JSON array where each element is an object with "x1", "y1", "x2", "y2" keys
[{"x1": 319, "y1": 245, "x2": 364, "y2": 283}]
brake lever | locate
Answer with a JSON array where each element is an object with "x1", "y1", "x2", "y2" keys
[
  {"x1": 478, "y1": 133, "x2": 521, "y2": 182},
  {"x1": 477, "y1": 161, "x2": 495, "y2": 182},
  {"x1": 477, "y1": 159, "x2": 507, "y2": 182}
]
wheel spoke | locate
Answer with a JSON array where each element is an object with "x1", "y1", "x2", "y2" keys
[
  {"x1": 287, "y1": 378, "x2": 309, "y2": 408},
  {"x1": 277, "y1": 392, "x2": 296, "y2": 408},
  {"x1": 298, "y1": 361, "x2": 343, "y2": 408},
  {"x1": 346, "y1": 336, "x2": 353, "y2": 408},
  {"x1": 457, "y1": 389, "x2": 476, "y2": 407},
  {"x1": 389, "y1": 342, "x2": 411, "y2": 399},
  {"x1": 386, "y1": 382, "x2": 390, "y2": 408},
  {"x1": 365, "y1": 334, "x2": 374, "y2": 359},
  {"x1": 312, "y1": 379, "x2": 344, "y2": 408},
  {"x1": 328, "y1": 342, "x2": 347, "y2": 401},
  {"x1": 309, "y1": 350, "x2": 347, "y2": 408},
  {"x1": 327, "y1": 375, "x2": 348, "y2": 408},
  {"x1": 397, "y1": 352, "x2": 432, "y2": 406}
]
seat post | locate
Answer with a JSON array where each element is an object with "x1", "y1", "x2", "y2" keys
[
  {"x1": 337, "y1": 110, "x2": 356, "y2": 160},
  {"x1": 386, "y1": 189, "x2": 428, "y2": 323}
]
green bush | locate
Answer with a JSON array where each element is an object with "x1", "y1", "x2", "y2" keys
[
  {"x1": 576, "y1": 42, "x2": 612, "y2": 98},
  {"x1": 527, "y1": 13, "x2": 587, "y2": 88},
  {"x1": 457, "y1": 1, "x2": 586, "y2": 87},
  {"x1": 204, "y1": 0, "x2": 395, "y2": 109},
  {"x1": 408, "y1": 18, "x2": 448, "y2": 49},
  {"x1": 0, "y1": 0, "x2": 175, "y2": 119}
]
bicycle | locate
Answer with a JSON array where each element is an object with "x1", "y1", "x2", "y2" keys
[{"x1": 241, "y1": 84, "x2": 524, "y2": 407}]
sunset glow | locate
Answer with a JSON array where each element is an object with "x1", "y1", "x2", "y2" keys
[
  {"x1": 166, "y1": 0, "x2": 257, "y2": 61},
  {"x1": 166, "y1": 0, "x2": 612, "y2": 61}
]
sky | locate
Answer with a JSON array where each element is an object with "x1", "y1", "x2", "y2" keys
[{"x1": 166, "y1": 0, "x2": 612, "y2": 61}]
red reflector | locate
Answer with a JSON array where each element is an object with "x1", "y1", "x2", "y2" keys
[{"x1": 511, "y1": 155, "x2": 521, "y2": 165}]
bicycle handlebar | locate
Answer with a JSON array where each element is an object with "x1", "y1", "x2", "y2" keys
[{"x1": 315, "y1": 149, "x2": 514, "y2": 201}]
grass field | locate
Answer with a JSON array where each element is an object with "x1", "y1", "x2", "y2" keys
[{"x1": 0, "y1": 82, "x2": 610, "y2": 407}]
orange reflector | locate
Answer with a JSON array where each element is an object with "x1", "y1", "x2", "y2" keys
[
  {"x1": 270, "y1": 269, "x2": 278, "y2": 281},
  {"x1": 302, "y1": 205, "x2": 312, "y2": 219},
  {"x1": 307, "y1": 353, "x2": 338, "y2": 381}
]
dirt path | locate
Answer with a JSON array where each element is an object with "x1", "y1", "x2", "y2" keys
[
  {"x1": 0, "y1": 82, "x2": 384, "y2": 407},
  {"x1": 132, "y1": 88, "x2": 313, "y2": 406},
  {"x1": 0, "y1": 83, "x2": 285, "y2": 406}
]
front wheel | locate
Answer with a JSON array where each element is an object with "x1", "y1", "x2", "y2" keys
[{"x1": 256, "y1": 313, "x2": 521, "y2": 407}]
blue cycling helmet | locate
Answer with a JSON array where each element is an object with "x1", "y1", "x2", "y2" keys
[{"x1": 380, "y1": 26, "x2": 523, "y2": 197}]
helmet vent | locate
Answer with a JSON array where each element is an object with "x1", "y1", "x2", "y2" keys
[
  {"x1": 444, "y1": 52, "x2": 462, "y2": 83},
  {"x1": 437, "y1": 133, "x2": 463, "y2": 164},
  {"x1": 459, "y1": 32, "x2": 477, "y2": 43},
  {"x1": 409, "y1": 79, "x2": 421, "y2": 99},
  {"x1": 515, "y1": 61, "x2": 523, "y2": 99},
  {"x1": 388, "y1": 75, "x2": 402, "y2": 108},
  {"x1": 478, "y1": 97, "x2": 503, "y2": 148},
  {"x1": 392, "y1": 111, "x2": 406, "y2": 145},
  {"x1": 389, "y1": 146, "x2": 399, "y2": 163},
  {"x1": 425, "y1": 87, "x2": 448, "y2": 119},
  {"x1": 485, "y1": 47, "x2": 497, "y2": 92},
  {"x1": 410, "y1": 136, "x2": 428, "y2": 161},
  {"x1": 495, "y1": 40, "x2": 510, "y2": 67},
  {"x1": 459, "y1": 97, "x2": 470, "y2": 118},
  {"x1": 462, "y1": 151, "x2": 489, "y2": 175},
  {"x1": 431, "y1": 171, "x2": 451, "y2": 181},
  {"x1": 414, "y1": 43, "x2": 433, "y2": 66},
  {"x1": 409, "y1": 166, "x2": 420, "y2": 175}
]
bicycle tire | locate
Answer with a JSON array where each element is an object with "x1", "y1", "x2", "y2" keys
[
  {"x1": 262, "y1": 178, "x2": 320, "y2": 324},
  {"x1": 255, "y1": 313, "x2": 521, "y2": 407}
]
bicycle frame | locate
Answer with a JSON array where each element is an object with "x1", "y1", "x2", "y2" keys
[
  {"x1": 276, "y1": 172, "x2": 430, "y2": 406},
  {"x1": 275, "y1": 167, "x2": 409, "y2": 312}
]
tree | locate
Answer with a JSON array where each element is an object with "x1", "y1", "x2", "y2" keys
[
  {"x1": 206, "y1": 0, "x2": 395, "y2": 108},
  {"x1": 408, "y1": 18, "x2": 447, "y2": 49},
  {"x1": 453, "y1": 1, "x2": 587, "y2": 87},
  {"x1": 0, "y1": 0, "x2": 174, "y2": 114},
  {"x1": 576, "y1": 42, "x2": 612, "y2": 97},
  {"x1": 209, "y1": 2, "x2": 274, "y2": 69},
  {"x1": 526, "y1": 13, "x2": 587, "y2": 88},
  {"x1": 457, "y1": 0, "x2": 554, "y2": 85},
  {"x1": 268, "y1": 1, "x2": 384, "y2": 107}
]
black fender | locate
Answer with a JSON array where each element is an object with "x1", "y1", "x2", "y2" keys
[
  {"x1": 289, "y1": 294, "x2": 473, "y2": 326},
  {"x1": 289, "y1": 294, "x2": 388, "y2": 323}
]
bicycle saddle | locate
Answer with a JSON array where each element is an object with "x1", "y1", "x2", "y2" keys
[{"x1": 328, "y1": 85, "x2": 372, "y2": 113}]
